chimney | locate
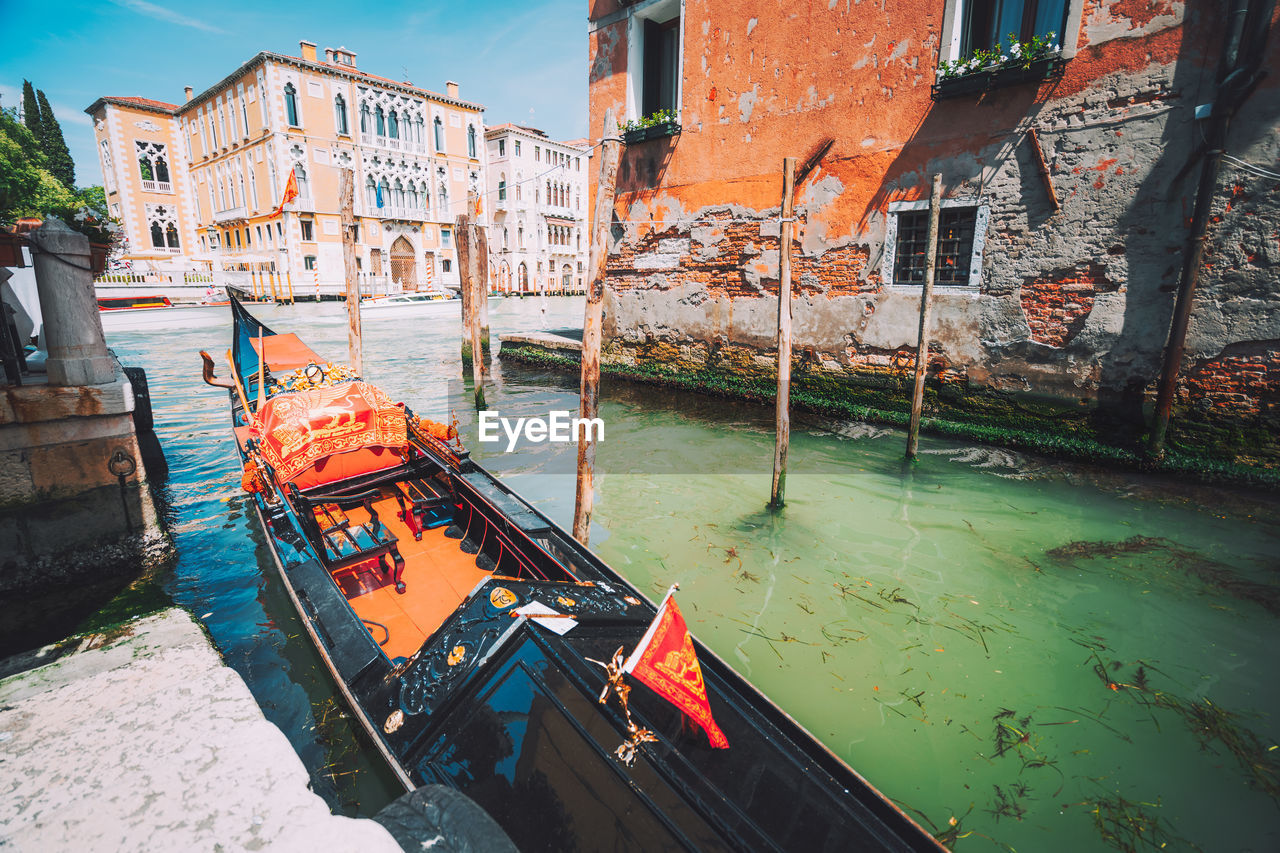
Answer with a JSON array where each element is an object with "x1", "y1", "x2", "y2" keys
[
  {"x1": 299, "y1": 40, "x2": 317, "y2": 61},
  {"x1": 324, "y1": 48, "x2": 334, "y2": 62},
  {"x1": 184, "y1": 86, "x2": 193, "y2": 102},
  {"x1": 446, "y1": 80, "x2": 459, "y2": 99}
]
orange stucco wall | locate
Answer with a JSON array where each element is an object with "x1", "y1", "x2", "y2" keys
[{"x1": 586, "y1": 0, "x2": 1280, "y2": 423}]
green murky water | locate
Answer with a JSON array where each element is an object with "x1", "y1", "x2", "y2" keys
[{"x1": 106, "y1": 298, "x2": 1278, "y2": 850}]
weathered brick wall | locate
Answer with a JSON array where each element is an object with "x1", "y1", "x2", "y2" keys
[
  {"x1": 1019, "y1": 262, "x2": 1118, "y2": 348},
  {"x1": 1177, "y1": 343, "x2": 1280, "y2": 417},
  {"x1": 591, "y1": 1, "x2": 1280, "y2": 432}
]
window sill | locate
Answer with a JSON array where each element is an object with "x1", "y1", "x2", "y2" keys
[
  {"x1": 886, "y1": 283, "x2": 981, "y2": 297},
  {"x1": 931, "y1": 55, "x2": 1066, "y2": 101},
  {"x1": 622, "y1": 121, "x2": 681, "y2": 145}
]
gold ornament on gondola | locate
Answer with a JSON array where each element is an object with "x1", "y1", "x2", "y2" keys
[
  {"x1": 587, "y1": 645, "x2": 657, "y2": 767},
  {"x1": 383, "y1": 709, "x2": 404, "y2": 734},
  {"x1": 448, "y1": 645, "x2": 467, "y2": 666}
]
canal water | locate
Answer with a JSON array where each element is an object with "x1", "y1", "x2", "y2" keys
[{"x1": 103, "y1": 297, "x2": 1278, "y2": 851}]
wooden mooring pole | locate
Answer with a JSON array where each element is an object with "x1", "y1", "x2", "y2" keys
[
  {"x1": 457, "y1": 192, "x2": 486, "y2": 409},
  {"x1": 475, "y1": 195, "x2": 491, "y2": 359},
  {"x1": 572, "y1": 109, "x2": 621, "y2": 546},
  {"x1": 906, "y1": 173, "x2": 943, "y2": 460},
  {"x1": 340, "y1": 169, "x2": 363, "y2": 376},
  {"x1": 459, "y1": 230, "x2": 475, "y2": 365},
  {"x1": 768, "y1": 157, "x2": 797, "y2": 510}
]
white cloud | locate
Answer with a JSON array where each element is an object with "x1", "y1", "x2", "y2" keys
[{"x1": 108, "y1": 0, "x2": 228, "y2": 34}]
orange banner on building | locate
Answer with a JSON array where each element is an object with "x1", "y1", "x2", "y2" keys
[
  {"x1": 269, "y1": 168, "x2": 298, "y2": 219},
  {"x1": 624, "y1": 592, "x2": 729, "y2": 749},
  {"x1": 250, "y1": 381, "x2": 406, "y2": 484}
]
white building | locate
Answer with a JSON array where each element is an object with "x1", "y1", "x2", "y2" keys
[{"x1": 484, "y1": 124, "x2": 588, "y2": 293}]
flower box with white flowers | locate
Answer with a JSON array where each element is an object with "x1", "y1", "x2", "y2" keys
[{"x1": 932, "y1": 33, "x2": 1066, "y2": 101}]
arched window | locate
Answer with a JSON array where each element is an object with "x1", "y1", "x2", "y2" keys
[
  {"x1": 503, "y1": 228, "x2": 508, "y2": 249},
  {"x1": 379, "y1": 177, "x2": 390, "y2": 208},
  {"x1": 150, "y1": 222, "x2": 164, "y2": 248},
  {"x1": 138, "y1": 153, "x2": 153, "y2": 181},
  {"x1": 407, "y1": 184, "x2": 418, "y2": 210},
  {"x1": 394, "y1": 179, "x2": 405, "y2": 207},
  {"x1": 546, "y1": 180, "x2": 551, "y2": 205},
  {"x1": 376, "y1": 106, "x2": 386, "y2": 136},
  {"x1": 284, "y1": 83, "x2": 299, "y2": 127},
  {"x1": 467, "y1": 125, "x2": 476, "y2": 158},
  {"x1": 334, "y1": 94, "x2": 349, "y2": 135},
  {"x1": 434, "y1": 116, "x2": 444, "y2": 152},
  {"x1": 154, "y1": 155, "x2": 170, "y2": 184},
  {"x1": 388, "y1": 110, "x2": 399, "y2": 139},
  {"x1": 166, "y1": 224, "x2": 181, "y2": 248},
  {"x1": 518, "y1": 226, "x2": 524, "y2": 248},
  {"x1": 365, "y1": 176, "x2": 377, "y2": 208},
  {"x1": 420, "y1": 181, "x2": 430, "y2": 210},
  {"x1": 498, "y1": 174, "x2": 506, "y2": 201},
  {"x1": 438, "y1": 180, "x2": 447, "y2": 210},
  {"x1": 295, "y1": 164, "x2": 310, "y2": 199},
  {"x1": 360, "y1": 103, "x2": 370, "y2": 134},
  {"x1": 415, "y1": 117, "x2": 425, "y2": 148}
]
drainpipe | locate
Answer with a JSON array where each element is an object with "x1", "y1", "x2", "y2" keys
[{"x1": 1147, "y1": 0, "x2": 1273, "y2": 459}]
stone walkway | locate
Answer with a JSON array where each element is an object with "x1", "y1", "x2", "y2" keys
[{"x1": 0, "y1": 608, "x2": 402, "y2": 852}]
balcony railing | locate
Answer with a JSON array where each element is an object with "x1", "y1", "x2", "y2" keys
[
  {"x1": 358, "y1": 132, "x2": 425, "y2": 154},
  {"x1": 141, "y1": 179, "x2": 173, "y2": 193},
  {"x1": 213, "y1": 205, "x2": 248, "y2": 223},
  {"x1": 376, "y1": 204, "x2": 427, "y2": 221}
]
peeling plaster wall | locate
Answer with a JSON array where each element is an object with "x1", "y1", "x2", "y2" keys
[{"x1": 588, "y1": 0, "x2": 1280, "y2": 423}]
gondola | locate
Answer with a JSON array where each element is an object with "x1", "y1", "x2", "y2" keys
[{"x1": 199, "y1": 295, "x2": 944, "y2": 852}]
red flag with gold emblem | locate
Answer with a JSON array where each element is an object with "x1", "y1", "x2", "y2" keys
[
  {"x1": 269, "y1": 168, "x2": 299, "y2": 219},
  {"x1": 623, "y1": 589, "x2": 729, "y2": 749}
]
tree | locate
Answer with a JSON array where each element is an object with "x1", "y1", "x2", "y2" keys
[
  {"x1": 0, "y1": 108, "x2": 74, "y2": 226},
  {"x1": 35, "y1": 89, "x2": 75, "y2": 189},
  {"x1": 21, "y1": 80, "x2": 40, "y2": 137}
]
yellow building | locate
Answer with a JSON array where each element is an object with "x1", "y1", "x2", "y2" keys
[{"x1": 87, "y1": 40, "x2": 486, "y2": 293}]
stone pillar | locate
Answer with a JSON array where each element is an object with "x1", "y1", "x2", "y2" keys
[{"x1": 31, "y1": 218, "x2": 114, "y2": 387}]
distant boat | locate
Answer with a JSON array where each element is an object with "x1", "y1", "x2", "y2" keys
[
  {"x1": 97, "y1": 293, "x2": 229, "y2": 332},
  {"x1": 360, "y1": 291, "x2": 461, "y2": 316}
]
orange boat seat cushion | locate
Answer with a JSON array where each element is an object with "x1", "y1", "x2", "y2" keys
[{"x1": 291, "y1": 446, "x2": 404, "y2": 491}]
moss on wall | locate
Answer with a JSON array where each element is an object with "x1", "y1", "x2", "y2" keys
[{"x1": 499, "y1": 344, "x2": 1280, "y2": 490}]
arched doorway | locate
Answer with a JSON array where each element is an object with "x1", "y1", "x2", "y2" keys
[
  {"x1": 518, "y1": 262, "x2": 528, "y2": 292},
  {"x1": 390, "y1": 236, "x2": 416, "y2": 291},
  {"x1": 561, "y1": 263, "x2": 573, "y2": 293},
  {"x1": 500, "y1": 260, "x2": 511, "y2": 293}
]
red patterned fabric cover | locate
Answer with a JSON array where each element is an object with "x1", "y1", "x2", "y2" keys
[{"x1": 251, "y1": 381, "x2": 407, "y2": 487}]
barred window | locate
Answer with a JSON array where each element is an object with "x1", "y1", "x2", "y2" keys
[{"x1": 892, "y1": 207, "x2": 978, "y2": 287}]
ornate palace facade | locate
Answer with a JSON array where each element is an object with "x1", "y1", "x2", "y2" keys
[{"x1": 87, "y1": 40, "x2": 486, "y2": 292}]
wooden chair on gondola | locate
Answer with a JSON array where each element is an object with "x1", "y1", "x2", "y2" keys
[
  {"x1": 392, "y1": 479, "x2": 456, "y2": 541},
  {"x1": 286, "y1": 484, "x2": 407, "y2": 594}
]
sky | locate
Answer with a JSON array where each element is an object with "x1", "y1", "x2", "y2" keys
[{"x1": 0, "y1": 0, "x2": 588, "y2": 190}]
